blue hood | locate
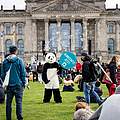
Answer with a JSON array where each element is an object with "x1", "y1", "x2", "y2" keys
[
  {"x1": 6, "y1": 54, "x2": 18, "y2": 63},
  {"x1": 1, "y1": 54, "x2": 26, "y2": 87}
]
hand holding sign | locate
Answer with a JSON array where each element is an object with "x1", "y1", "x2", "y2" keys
[{"x1": 59, "y1": 52, "x2": 77, "y2": 69}]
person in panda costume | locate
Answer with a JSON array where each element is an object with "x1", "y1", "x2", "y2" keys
[{"x1": 42, "y1": 53, "x2": 62, "y2": 103}]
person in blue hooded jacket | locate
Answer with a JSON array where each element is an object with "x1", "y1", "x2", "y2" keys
[{"x1": 1, "y1": 45, "x2": 26, "y2": 120}]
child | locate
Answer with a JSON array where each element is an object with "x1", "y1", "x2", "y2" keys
[{"x1": 63, "y1": 74, "x2": 74, "y2": 92}]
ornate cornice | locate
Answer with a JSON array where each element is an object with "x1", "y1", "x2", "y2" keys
[
  {"x1": 25, "y1": 0, "x2": 52, "y2": 3},
  {"x1": 0, "y1": 10, "x2": 31, "y2": 17},
  {"x1": 107, "y1": 10, "x2": 120, "y2": 16}
]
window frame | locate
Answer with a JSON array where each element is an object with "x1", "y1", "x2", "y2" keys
[
  {"x1": 108, "y1": 38, "x2": 115, "y2": 54},
  {"x1": 16, "y1": 23, "x2": 24, "y2": 35},
  {"x1": 4, "y1": 23, "x2": 12, "y2": 35},
  {"x1": 107, "y1": 22, "x2": 115, "y2": 34},
  {"x1": 5, "y1": 39, "x2": 12, "y2": 54},
  {"x1": 17, "y1": 39, "x2": 24, "y2": 58}
]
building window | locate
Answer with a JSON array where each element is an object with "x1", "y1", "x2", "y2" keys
[
  {"x1": 5, "y1": 23, "x2": 12, "y2": 35},
  {"x1": 17, "y1": 39, "x2": 24, "y2": 58},
  {"x1": 108, "y1": 38, "x2": 115, "y2": 54},
  {"x1": 49, "y1": 23, "x2": 57, "y2": 52},
  {"x1": 61, "y1": 22, "x2": 70, "y2": 51},
  {"x1": 5, "y1": 39, "x2": 12, "y2": 54},
  {"x1": 107, "y1": 22, "x2": 115, "y2": 33},
  {"x1": 75, "y1": 22, "x2": 83, "y2": 55},
  {"x1": 16, "y1": 23, "x2": 24, "y2": 35}
]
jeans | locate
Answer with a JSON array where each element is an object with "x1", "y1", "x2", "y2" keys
[
  {"x1": 83, "y1": 81, "x2": 102, "y2": 105},
  {"x1": 6, "y1": 85, "x2": 24, "y2": 120}
]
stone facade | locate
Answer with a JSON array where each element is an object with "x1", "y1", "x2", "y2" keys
[{"x1": 0, "y1": 0, "x2": 120, "y2": 62}]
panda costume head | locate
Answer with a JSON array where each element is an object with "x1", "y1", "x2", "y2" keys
[{"x1": 45, "y1": 53, "x2": 56, "y2": 63}]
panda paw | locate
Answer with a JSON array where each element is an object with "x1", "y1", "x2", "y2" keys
[{"x1": 45, "y1": 80, "x2": 50, "y2": 84}]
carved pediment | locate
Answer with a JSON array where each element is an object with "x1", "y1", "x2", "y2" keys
[
  {"x1": 106, "y1": 10, "x2": 120, "y2": 16},
  {"x1": 32, "y1": 0, "x2": 103, "y2": 13}
]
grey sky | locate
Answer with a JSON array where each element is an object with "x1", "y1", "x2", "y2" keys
[{"x1": 0, "y1": 0, "x2": 119, "y2": 10}]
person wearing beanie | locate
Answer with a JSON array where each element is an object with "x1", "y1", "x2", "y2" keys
[{"x1": 1, "y1": 45, "x2": 26, "y2": 120}]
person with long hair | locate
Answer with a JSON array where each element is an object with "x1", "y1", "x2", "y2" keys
[{"x1": 109, "y1": 56, "x2": 117, "y2": 84}]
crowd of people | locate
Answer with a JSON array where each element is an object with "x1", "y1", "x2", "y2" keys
[
  {"x1": 73, "y1": 53, "x2": 120, "y2": 120},
  {"x1": 0, "y1": 45, "x2": 120, "y2": 120}
]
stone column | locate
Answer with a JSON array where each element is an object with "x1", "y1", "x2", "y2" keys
[
  {"x1": 71, "y1": 18, "x2": 76, "y2": 54},
  {"x1": 25, "y1": 18, "x2": 32, "y2": 61},
  {"x1": 116, "y1": 21, "x2": 120, "y2": 53},
  {"x1": 45, "y1": 19, "x2": 49, "y2": 52},
  {"x1": 97, "y1": 18, "x2": 107, "y2": 60},
  {"x1": 95, "y1": 19, "x2": 100, "y2": 55},
  {"x1": 57, "y1": 18, "x2": 62, "y2": 52},
  {"x1": 12, "y1": 23, "x2": 16, "y2": 45},
  {"x1": 0, "y1": 23, "x2": 4, "y2": 61},
  {"x1": 82, "y1": 18, "x2": 88, "y2": 53},
  {"x1": 32, "y1": 20, "x2": 37, "y2": 55},
  {"x1": 100, "y1": 19, "x2": 107, "y2": 52}
]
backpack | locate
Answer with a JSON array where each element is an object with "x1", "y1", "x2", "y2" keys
[
  {"x1": 37, "y1": 65, "x2": 43, "y2": 73},
  {"x1": 89, "y1": 61, "x2": 100, "y2": 80}
]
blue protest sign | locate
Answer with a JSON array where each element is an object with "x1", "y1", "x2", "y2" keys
[{"x1": 59, "y1": 51, "x2": 77, "y2": 69}]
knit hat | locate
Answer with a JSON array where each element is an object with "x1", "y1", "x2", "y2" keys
[
  {"x1": 81, "y1": 53, "x2": 91, "y2": 61},
  {"x1": 81, "y1": 52, "x2": 88, "y2": 56}
]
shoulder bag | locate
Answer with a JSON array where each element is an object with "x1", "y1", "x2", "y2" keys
[{"x1": 2, "y1": 64, "x2": 12, "y2": 89}]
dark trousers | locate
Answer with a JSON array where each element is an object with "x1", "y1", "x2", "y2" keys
[
  {"x1": 43, "y1": 88, "x2": 62, "y2": 103},
  {"x1": 32, "y1": 71, "x2": 38, "y2": 82},
  {"x1": 6, "y1": 85, "x2": 23, "y2": 120},
  {"x1": 0, "y1": 87, "x2": 5, "y2": 103}
]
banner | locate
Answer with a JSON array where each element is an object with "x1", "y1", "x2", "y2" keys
[{"x1": 59, "y1": 51, "x2": 77, "y2": 69}]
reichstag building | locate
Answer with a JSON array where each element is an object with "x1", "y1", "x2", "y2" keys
[{"x1": 0, "y1": 0, "x2": 120, "y2": 62}]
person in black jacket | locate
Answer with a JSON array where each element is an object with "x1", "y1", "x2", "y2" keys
[
  {"x1": 37, "y1": 62, "x2": 43, "y2": 83},
  {"x1": 108, "y1": 56, "x2": 117, "y2": 84},
  {"x1": 81, "y1": 53, "x2": 103, "y2": 107}
]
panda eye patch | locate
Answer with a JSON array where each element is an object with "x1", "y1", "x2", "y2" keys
[{"x1": 48, "y1": 56, "x2": 51, "y2": 59}]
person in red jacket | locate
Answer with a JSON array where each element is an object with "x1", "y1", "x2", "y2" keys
[{"x1": 76, "y1": 61, "x2": 82, "y2": 75}]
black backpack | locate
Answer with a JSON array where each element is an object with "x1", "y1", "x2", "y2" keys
[
  {"x1": 89, "y1": 61, "x2": 100, "y2": 80},
  {"x1": 37, "y1": 65, "x2": 43, "y2": 73}
]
